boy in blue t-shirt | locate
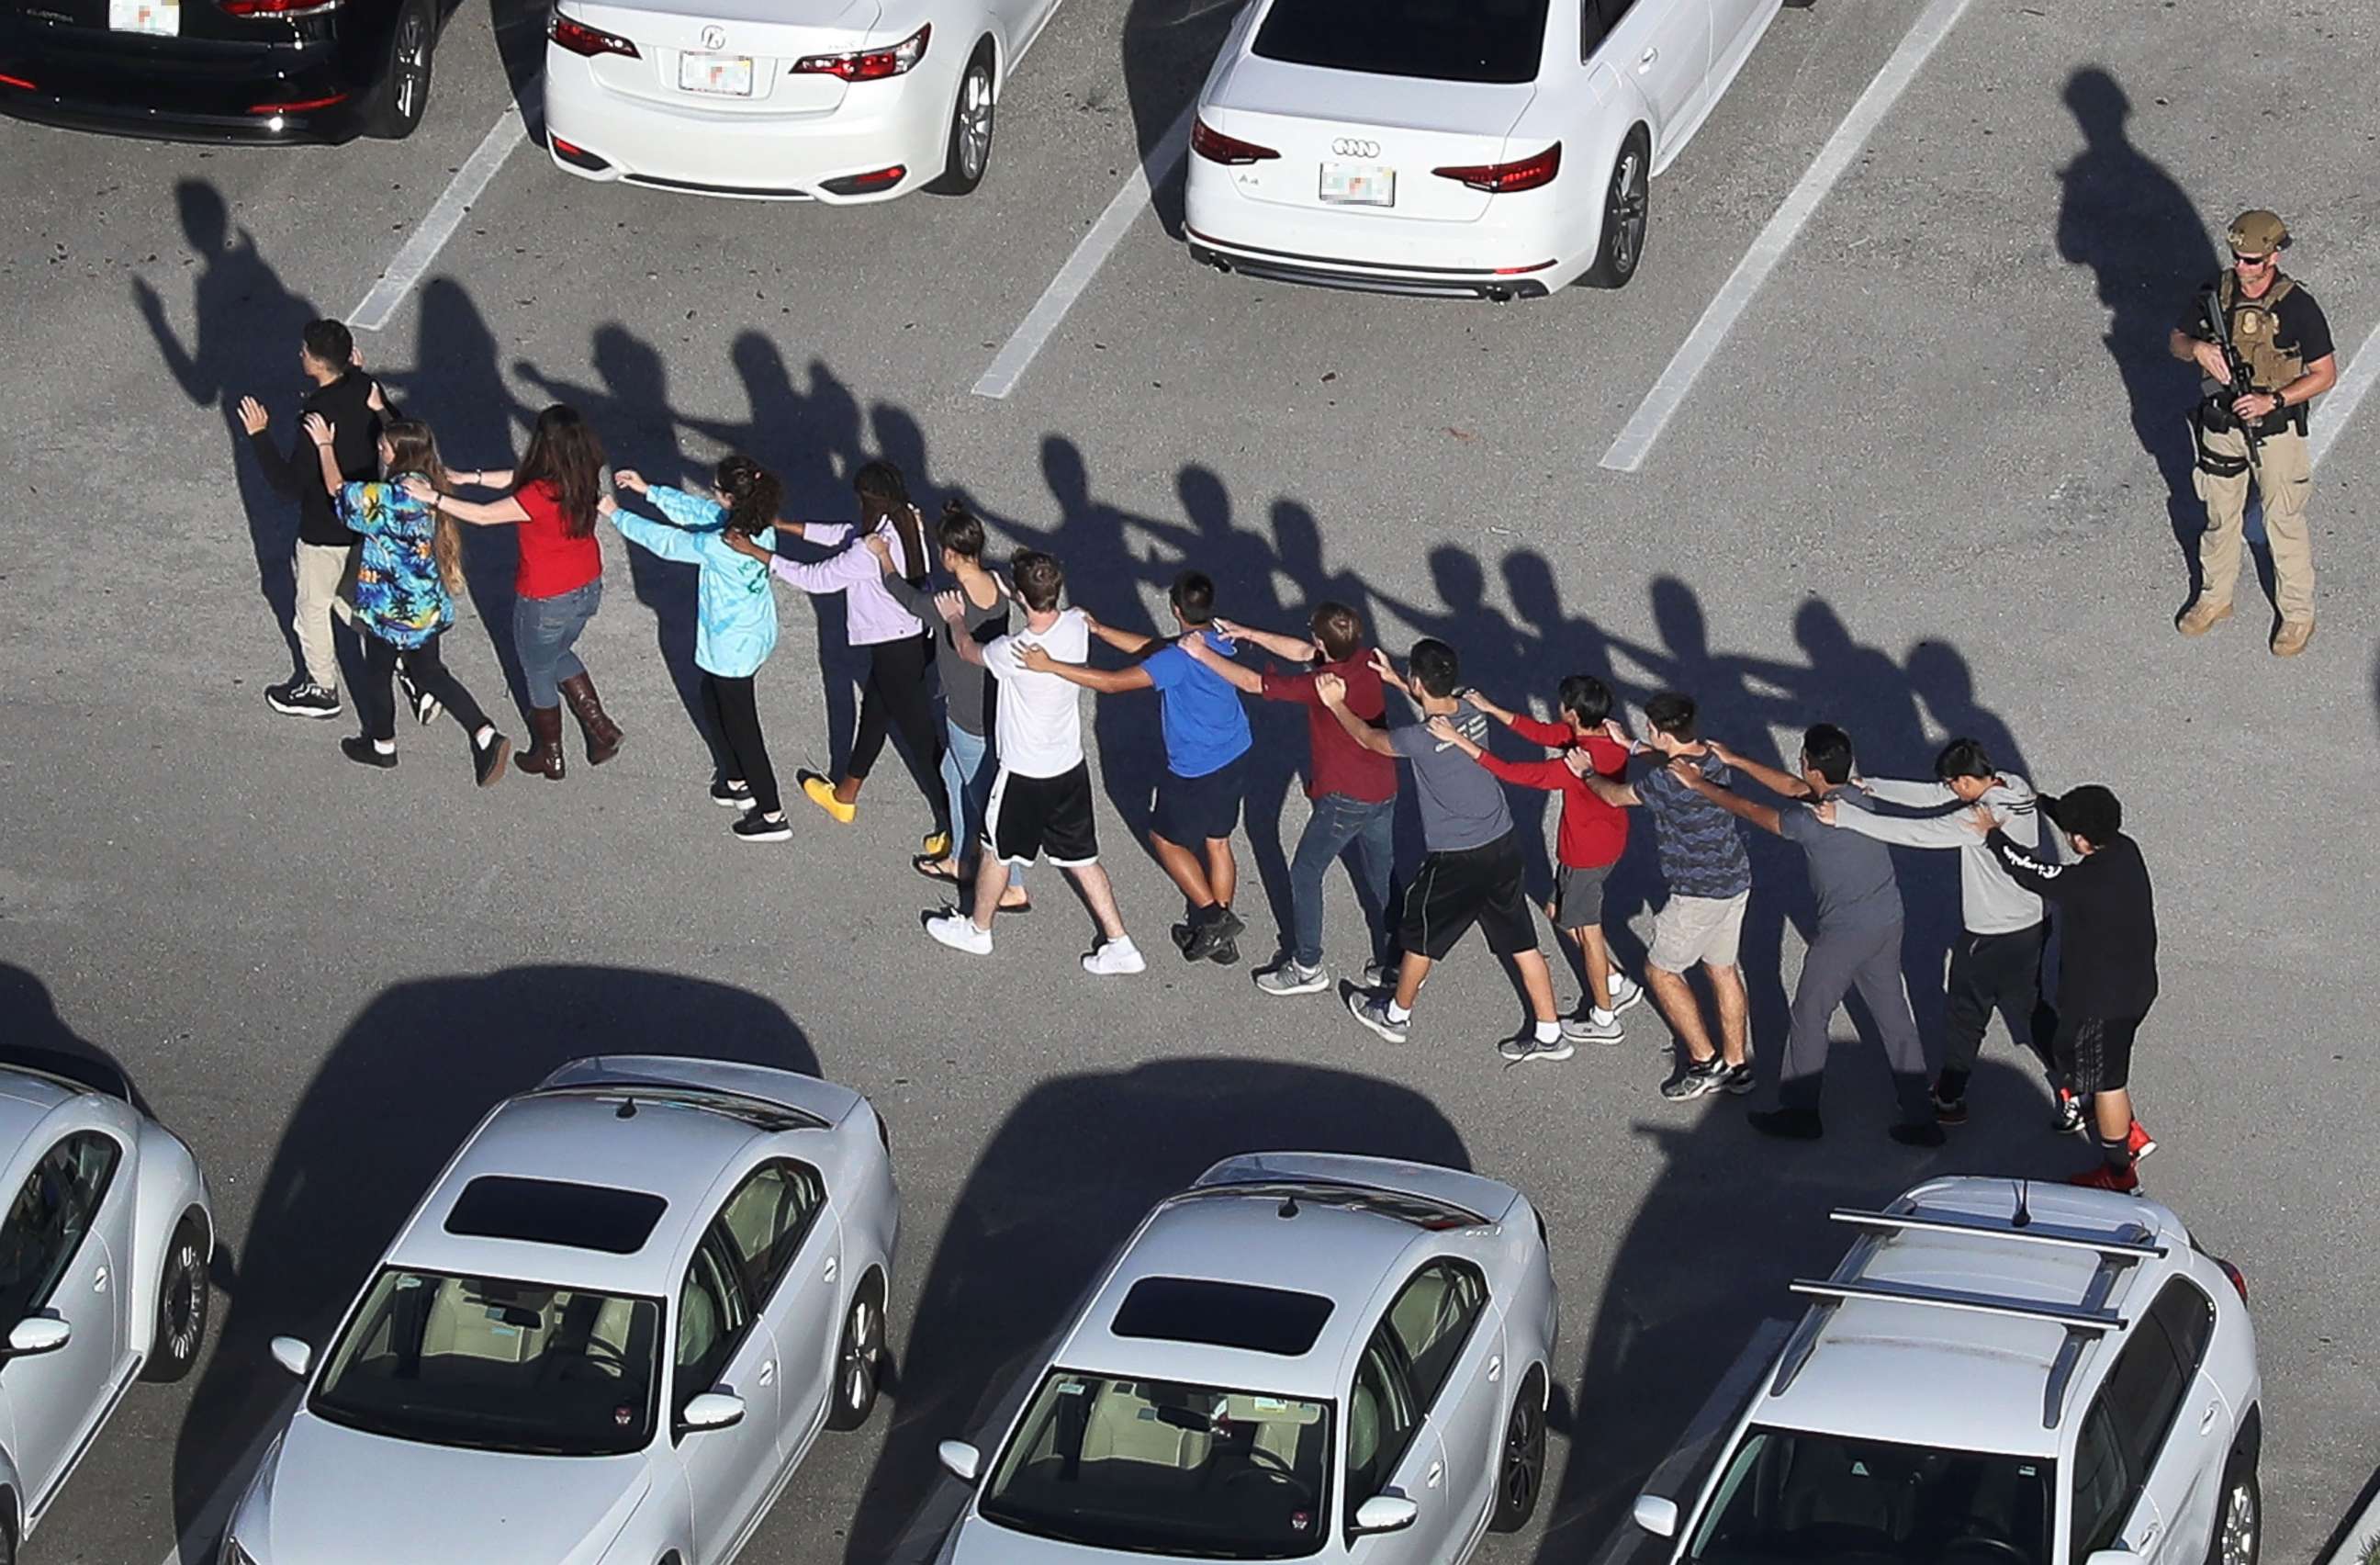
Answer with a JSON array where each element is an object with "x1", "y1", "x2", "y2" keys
[{"x1": 1019, "y1": 570, "x2": 1253, "y2": 963}]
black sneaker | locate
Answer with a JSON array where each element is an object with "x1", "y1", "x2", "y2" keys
[
  {"x1": 711, "y1": 779, "x2": 756, "y2": 811},
  {"x1": 1181, "y1": 906, "x2": 1243, "y2": 963},
  {"x1": 1746, "y1": 1107, "x2": 1824, "y2": 1140},
  {"x1": 1890, "y1": 1120, "x2": 1948, "y2": 1148},
  {"x1": 734, "y1": 812, "x2": 793, "y2": 842},
  {"x1": 472, "y1": 731, "x2": 512, "y2": 787},
  {"x1": 397, "y1": 667, "x2": 440, "y2": 726},
  {"x1": 1660, "y1": 1057, "x2": 1730, "y2": 1101},
  {"x1": 1206, "y1": 936, "x2": 1241, "y2": 966},
  {"x1": 340, "y1": 735, "x2": 398, "y2": 769},
  {"x1": 1720, "y1": 1062, "x2": 1756, "y2": 1096},
  {"x1": 2052, "y1": 1088, "x2": 2086, "y2": 1136},
  {"x1": 1931, "y1": 1085, "x2": 1970, "y2": 1125},
  {"x1": 268, "y1": 680, "x2": 341, "y2": 719}
]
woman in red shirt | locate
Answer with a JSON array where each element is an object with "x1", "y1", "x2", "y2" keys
[{"x1": 427, "y1": 405, "x2": 619, "y2": 780}]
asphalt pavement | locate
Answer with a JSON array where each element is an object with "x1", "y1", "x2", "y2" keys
[{"x1": 3, "y1": 0, "x2": 2378, "y2": 1559}]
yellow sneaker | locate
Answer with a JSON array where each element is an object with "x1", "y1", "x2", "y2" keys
[
  {"x1": 803, "y1": 774, "x2": 857, "y2": 823},
  {"x1": 2175, "y1": 598, "x2": 2233, "y2": 636},
  {"x1": 921, "y1": 828, "x2": 952, "y2": 860},
  {"x1": 2271, "y1": 617, "x2": 2314, "y2": 658}
]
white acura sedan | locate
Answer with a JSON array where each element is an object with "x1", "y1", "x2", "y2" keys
[
  {"x1": 222, "y1": 1056, "x2": 899, "y2": 1565},
  {"x1": 933, "y1": 1153, "x2": 1558, "y2": 1565},
  {"x1": 1185, "y1": 0, "x2": 1791, "y2": 298},
  {"x1": 544, "y1": 0, "x2": 1068, "y2": 198}
]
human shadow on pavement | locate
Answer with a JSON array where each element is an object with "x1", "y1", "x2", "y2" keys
[
  {"x1": 132, "y1": 179, "x2": 321, "y2": 684},
  {"x1": 0, "y1": 965, "x2": 162, "y2": 1123},
  {"x1": 169, "y1": 965, "x2": 822, "y2": 1549},
  {"x1": 1531, "y1": 1056, "x2": 2073, "y2": 1565},
  {"x1": 2055, "y1": 65, "x2": 2222, "y2": 600},
  {"x1": 842, "y1": 1058, "x2": 1471, "y2": 1565}
]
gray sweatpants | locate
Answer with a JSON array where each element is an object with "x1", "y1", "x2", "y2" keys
[{"x1": 1778, "y1": 918, "x2": 1932, "y2": 1123}]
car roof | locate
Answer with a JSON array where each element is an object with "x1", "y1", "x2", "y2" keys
[
  {"x1": 1759, "y1": 1177, "x2": 2186, "y2": 1457},
  {"x1": 387, "y1": 1091, "x2": 774, "y2": 1295},
  {"x1": 1054, "y1": 1189, "x2": 1440, "y2": 1401},
  {"x1": 0, "y1": 1069, "x2": 74, "y2": 1161}
]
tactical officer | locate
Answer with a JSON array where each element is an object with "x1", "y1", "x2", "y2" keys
[{"x1": 2169, "y1": 210, "x2": 2339, "y2": 657}]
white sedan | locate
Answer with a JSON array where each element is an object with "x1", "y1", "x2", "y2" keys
[
  {"x1": 934, "y1": 1153, "x2": 1557, "y2": 1565},
  {"x1": 1185, "y1": 0, "x2": 1793, "y2": 298},
  {"x1": 544, "y1": 0, "x2": 1070, "y2": 198}
]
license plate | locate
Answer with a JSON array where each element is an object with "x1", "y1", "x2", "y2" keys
[
  {"x1": 1319, "y1": 162, "x2": 1395, "y2": 207},
  {"x1": 108, "y1": 0, "x2": 178, "y2": 34},
  {"x1": 678, "y1": 51, "x2": 754, "y2": 96}
]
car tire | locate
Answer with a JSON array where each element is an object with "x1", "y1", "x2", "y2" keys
[
  {"x1": 1489, "y1": 1368, "x2": 1548, "y2": 1533},
  {"x1": 826, "y1": 1275, "x2": 887, "y2": 1431},
  {"x1": 1579, "y1": 129, "x2": 1650, "y2": 290},
  {"x1": 2206, "y1": 1454, "x2": 2258, "y2": 1565},
  {"x1": 373, "y1": 0, "x2": 435, "y2": 140},
  {"x1": 140, "y1": 1211, "x2": 209, "y2": 1384},
  {"x1": 929, "y1": 45, "x2": 996, "y2": 196}
]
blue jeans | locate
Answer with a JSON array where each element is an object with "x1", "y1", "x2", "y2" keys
[
  {"x1": 1289, "y1": 794, "x2": 1395, "y2": 969},
  {"x1": 941, "y1": 721, "x2": 1022, "y2": 886},
  {"x1": 515, "y1": 579, "x2": 601, "y2": 709}
]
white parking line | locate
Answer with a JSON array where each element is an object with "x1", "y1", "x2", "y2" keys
[
  {"x1": 971, "y1": 102, "x2": 1196, "y2": 400},
  {"x1": 148, "y1": 1386, "x2": 301, "y2": 1565},
  {"x1": 350, "y1": 99, "x2": 533, "y2": 332},
  {"x1": 1600, "y1": 0, "x2": 1976, "y2": 472},
  {"x1": 2308, "y1": 320, "x2": 2379, "y2": 469}
]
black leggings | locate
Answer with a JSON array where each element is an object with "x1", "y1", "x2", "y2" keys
[
  {"x1": 702, "y1": 671, "x2": 780, "y2": 816},
  {"x1": 361, "y1": 629, "x2": 489, "y2": 744},
  {"x1": 848, "y1": 633, "x2": 947, "y2": 830}
]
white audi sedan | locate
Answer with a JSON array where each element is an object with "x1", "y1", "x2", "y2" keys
[
  {"x1": 221, "y1": 1056, "x2": 899, "y2": 1565},
  {"x1": 1185, "y1": 0, "x2": 1791, "y2": 298},
  {"x1": 933, "y1": 1153, "x2": 1558, "y2": 1565},
  {"x1": 543, "y1": 0, "x2": 1066, "y2": 198}
]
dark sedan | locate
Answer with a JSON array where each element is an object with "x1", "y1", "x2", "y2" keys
[{"x1": 0, "y1": 0, "x2": 451, "y2": 141}]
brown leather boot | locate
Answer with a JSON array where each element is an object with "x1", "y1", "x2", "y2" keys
[
  {"x1": 516, "y1": 705, "x2": 567, "y2": 781},
  {"x1": 558, "y1": 671, "x2": 623, "y2": 764}
]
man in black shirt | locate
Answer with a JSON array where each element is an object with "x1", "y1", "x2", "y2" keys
[
  {"x1": 234, "y1": 319, "x2": 395, "y2": 718},
  {"x1": 1969, "y1": 785, "x2": 2159, "y2": 1191}
]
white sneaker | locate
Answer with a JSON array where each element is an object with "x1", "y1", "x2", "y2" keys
[
  {"x1": 925, "y1": 912, "x2": 993, "y2": 956},
  {"x1": 1606, "y1": 973, "x2": 1645, "y2": 1015},
  {"x1": 1083, "y1": 937, "x2": 1145, "y2": 975},
  {"x1": 1561, "y1": 1008, "x2": 1625, "y2": 1045}
]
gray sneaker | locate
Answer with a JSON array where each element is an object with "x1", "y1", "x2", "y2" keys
[
  {"x1": 1256, "y1": 962, "x2": 1331, "y2": 996},
  {"x1": 1605, "y1": 973, "x2": 1645, "y2": 1015},
  {"x1": 1346, "y1": 991, "x2": 1410, "y2": 1043},
  {"x1": 1560, "y1": 1010, "x2": 1625, "y2": 1045},
  {"x1": 1499, "y1": 1033, "x2": 1576, "y2": 1064},
  {"x1": 1660, "y1": 1057, "x2": 1731, "y2": 1101}
]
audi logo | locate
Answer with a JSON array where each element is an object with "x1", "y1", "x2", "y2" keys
[
  {"x1": 700, "y1": 24, "x2": 725, "y2": 47},
  {"x1": 1331, "y1": 138, "x2": 1381, "y2": 158}
]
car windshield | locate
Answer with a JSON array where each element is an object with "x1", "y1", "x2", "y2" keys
[
  {"x1": 1252, "y1": 0, "x2": 1549, "y2": 85},
  {"x1": 982, "y1": 1370, "x2": 1332, "y2": 1559},
  {"x1": 310, "y1": 1268, "x2": 662, "y2": 1457},
  {"x1": 1686, "y1": 1426, "x2": 2054, "y2": 1565}
]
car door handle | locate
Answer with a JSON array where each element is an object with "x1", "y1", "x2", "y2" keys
[
  {"x1": 1487, "y1": 1356, "x2": 1502, "y2": 1383},
  {"x1": 1426, "y1": 1461, "x2": 1443, "y2": 1488},
  {"x1": 2136, "y1": 1521, "x2": 2161, "y2": 1548},
  {"x1": 759, "y1": 1360, "x2": 776, "y2": 1386},
  {"x1": 824, "y1": 1257, "x2": 838, "y2": 1283},
  {"x1": 1638, "y1": 47, "x2": 1658, "y2": 69},
  {"x1": 92, "y1": 1267, "x2": 108, "y2": 1292},
  {"x1": 2200, "y1": 1402, "x2": 2220, "y2": 1434}
]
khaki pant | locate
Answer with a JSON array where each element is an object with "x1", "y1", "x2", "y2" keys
[
  {"x1": 2192, "y1": 420, "x2": 2314, "y2": 620},
  {"x1": 291, "y1": 541, "x2": 357, "y2": 692}
]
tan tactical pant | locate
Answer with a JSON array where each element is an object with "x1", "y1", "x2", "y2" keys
[
  {"x1": 292, "y1": 541, "x2": 358, "y2": 692},
  {"x1": 2193, "y1": 421, "x2": 2314, "y2": 620}
]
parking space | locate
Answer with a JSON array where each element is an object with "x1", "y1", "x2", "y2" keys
[{"x1": 5, "y1": 0, "x2": 2380, "y2": 1558}]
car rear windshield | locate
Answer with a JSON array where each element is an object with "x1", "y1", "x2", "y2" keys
[
  {"x1": 311, "y1": 1268, "x2": 662, "y2": 1457},
  {"x1": 982, "y1": 1371, "x2": 1332, "y2": 1559},
  {"x1": 1112, "y1": 1278, "x2": 1335, "y2": 1357},
  {"x1": 1252, "y1": 0, "x2": 1549, "y2": 85},
  {"x1": 443, "y1": 1176, "x2": 668, "y2": 1255},
  {"x1": 1686, "y1": 1425, "x2": 2054, "y2": 1565}
]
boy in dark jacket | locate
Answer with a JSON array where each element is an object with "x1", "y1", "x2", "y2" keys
[{"x1": 1970, "y1": 784, "x2": 2159, "y2": 1190}]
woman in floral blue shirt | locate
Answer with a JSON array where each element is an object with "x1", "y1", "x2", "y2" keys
[{"x1": 303, "y1": 413, "x2": 512, "y2": 786}]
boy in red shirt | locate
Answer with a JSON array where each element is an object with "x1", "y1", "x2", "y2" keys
[{"x1": 1435, "y1": 675, "x2": 1643, "y2": 1042}]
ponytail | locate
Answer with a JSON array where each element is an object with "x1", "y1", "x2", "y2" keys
[{"x1": 715, "y1": 455, "x2": 782, "y2": 537}]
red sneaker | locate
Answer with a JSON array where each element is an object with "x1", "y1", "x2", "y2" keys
[
  {"x1": 2127, "y1": 1120, "x2": 2157, "y2": 1163},
  {"x1": 2069, "y1": 1162, "x2": 2140, "y2": 1194}
]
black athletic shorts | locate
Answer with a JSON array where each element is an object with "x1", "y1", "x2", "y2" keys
[
  {"x1": 1399, "y1": 831, "x2": 1533, "y2": 961},
  {"x1": 1151, "y1": 753, "x2": 1248, "y2": 846},
  {"x1": 2054, "y1": 1011, "x2": 2144, "y2": 1095},
  {"x1": 985, "y1": 763, "x2": 1099, "y2": 867}
]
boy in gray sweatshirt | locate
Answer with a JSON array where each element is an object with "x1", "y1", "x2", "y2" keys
[{"x1": 1813, "y1": 737, "x2": 2051, "y2": 1125}]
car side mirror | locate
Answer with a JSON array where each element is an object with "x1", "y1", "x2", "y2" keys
[
  {"x1": 6, "y1": 1316, "x2": 71, "y2": 1356},
  {"x1": 938, "y1": 1440, "x2": 982, "y2": 1483},
  {"x1": 2082, "y1": 1553, "x2": 2145, "y2": 1565},
  {"x1": 681, "y1": 1391, "x2": 746, "y2": 1432},
  {"x1": 1351, "y1": 1496, "x2": 1419, "y2": 1536},
  {"x1": 270, "y1": 1335, "x2": 314, "y2": 1378},
  {"x1": 1633, "y1": 1494, "x2": 1680, "y2": 1539}
]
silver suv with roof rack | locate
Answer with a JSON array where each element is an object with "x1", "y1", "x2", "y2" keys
[{"x1": 1633, "y1": 1175, "x2": 2261, "y2": 1565}]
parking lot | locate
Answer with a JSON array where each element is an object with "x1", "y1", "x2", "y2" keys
[{"x1": 4, "y1": 0, "x2": 2379, "y2": 1558}]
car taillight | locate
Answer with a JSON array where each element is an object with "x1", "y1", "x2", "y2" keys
[
  {"x1": 549, "y1": 12, "x2": 638, "y2": 57},
  {"x1": 1191, "y1": 118, "x2": 1278, "y2": 166},
  {"x1": 791, "y1": 22, "x2": 927, "y2": 81},
  {"x1": 219, "y1": 0, "x2": 340, "y2": 16},
  {"x1": 2216, "y1": 1258, "x2": 2248, "y2": 1300},
  {"x1": 1433, "y1": 141, "x2": 1561, "y2": 194},
  {"x1": 247, "y1": 91, "x2": 348, "y2": 112},
  {"x1": 0, "y1": 72, "x2": 36, "y2": 90}
]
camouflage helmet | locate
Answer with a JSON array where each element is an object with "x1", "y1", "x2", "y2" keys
[{"x1": 2227, "y1": 209, "x2": 2290, "y2": 255}]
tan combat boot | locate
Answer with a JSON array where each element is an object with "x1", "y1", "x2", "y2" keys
[
  {"x1": 2175, "y1": 598, "x2": 2234, "y2": 636},
  {"x1": 2272, "y1": 617, "x2": 2315, "y2": 657}
]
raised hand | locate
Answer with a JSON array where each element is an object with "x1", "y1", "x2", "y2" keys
[
  {"x1": 1961, "y1": 805, "x2": 1996, "y2": 837},
  {"x1": 1425, "y1": 715, "x2": 1461, "y2": 745},
  {"x1": 723, "y1": 529, "x2": 770, "y2": 562},
  {"x1": 400, "y1": 476, "x2": 437, "y2": 503},
  {"x1": 1813, "y1": 798, "x2": 1838, "y2": 827},
  {"x1": 1316, "y1": 671, "x2": 1347, "y2": 706},
  {"x1": 1667, "y1": 757, "x2": 1709, "y2": 788},
  {"x1": 1019, "y1": 643, "x2": 1057, "y2": 671},
  {"x1": 934, "y1": 590, "x2": 965, "y2": 623},
  {"x1": 234, "y1": 396, "x2": 269, "y2": 436},
  {"x1": 1366, "y1": 647, "x2": 1403, "y2": 693},
  {"x1": 366, "y1": 379, "x2": 387, "y2": 413},
  {"x1": 613, "y1": 468, "x2": 649, "y2": 496},
  {"x1": 864, "y1": 533, "x2": 893, "y2": 561},
  {"x1": 302, "y1": 412, "x2": 334, "y2": 448}
]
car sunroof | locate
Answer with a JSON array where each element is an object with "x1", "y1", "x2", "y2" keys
[
  {"x1": 443, "y1": 1176, "x2": 668, "y2": 1255},
  {"x1": 1111, "y1": 1277, "x2": 1335, "y2": 1356}
]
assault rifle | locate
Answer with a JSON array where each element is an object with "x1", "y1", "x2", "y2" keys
[{"x1": 2198, "y1": 287, "x2": 2273, "y2": 458}]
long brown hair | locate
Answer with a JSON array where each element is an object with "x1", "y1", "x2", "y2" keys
[
  {"x1": 855, "y1": 459, "x2": 926, "y2": 582},
  {"x1": 715, "y1": 455, "x2": 782, "y2": 537},
  {"x1": 382, "y1": 418, "x2": 465, "y2": 594},
  {"x1": 515, "y1": 403, "x2": 604, "y2": 538}
]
